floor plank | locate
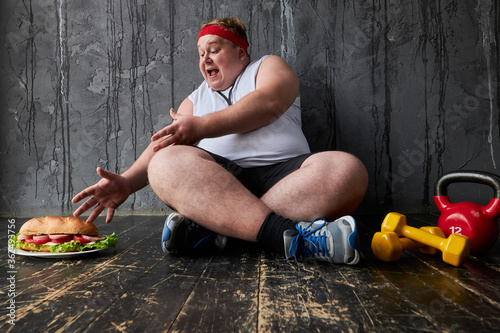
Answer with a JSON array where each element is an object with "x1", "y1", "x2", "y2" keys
[
  {"x1": 169, "y1": 247, "x2": 260, "y2": 333},
  {"x1": 85, "y1": 254, "x2": 210, "y2": 332},
  {"x1": 258, "y1": 252, "x2": 372, "y2": 332}
]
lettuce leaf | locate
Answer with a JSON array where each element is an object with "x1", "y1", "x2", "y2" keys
[{"x1": 15, "y1": 233, "x2": 118, "y2": 253}]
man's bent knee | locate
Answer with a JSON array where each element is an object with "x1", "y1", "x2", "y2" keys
[
  {"x1": 304, "y1": 151, "x2": 367, "y2": 181},
  {"x1": 304, "y1": 151, "x2": 368, "y2": 213},
  {"x1": 147, "y1": 146, "x2": 214, "y2": 185},
  {"x1": 334, "y1": 152, "x2": 369, "y2": 213},
  {"x1": 149, "y1": 145, "x2": 211, "y2": 168},
  {"x1": 328, "y1": 151, "x2": 368, "y2": 199}
]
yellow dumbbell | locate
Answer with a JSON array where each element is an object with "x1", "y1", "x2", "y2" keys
[
  {"x1": 380, "y1": 212, "x2": 470, "y2": 267},
  {"x1": 372, "y1": 226, "x2": 445, "y2": 262}
]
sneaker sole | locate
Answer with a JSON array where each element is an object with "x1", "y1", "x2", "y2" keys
[{"x1": 338, "y1": 216, "x2": 361, "y2": 265}]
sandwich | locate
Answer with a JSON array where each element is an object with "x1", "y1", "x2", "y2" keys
[{"x1": 15, "y1": 216, "x2": 117, "y2": 253}]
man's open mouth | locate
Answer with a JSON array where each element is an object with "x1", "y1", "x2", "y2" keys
[{"x1": 208, "y1": 69, "x2": 219, "y2": 77}]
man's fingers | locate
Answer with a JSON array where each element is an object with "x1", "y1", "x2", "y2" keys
[
  {"x1": 72, "y1": 187, "x2": 93, "y2": 203},
  {"x1": 105, "y1": 208, "x2": 115, "y2": 224},
  {"x1": 153, "y1": 134, "x2": 174, "y2": 152},
  {"x1": 153, "y1": 128, "x2": 169, "y2": 141},
  {"x1": 151, "y1": 127, "x2": 169, "y2": 141},
  {"x1": 72, "y1": 168, "x2": 111, "y2": 204},
  {"x1": 152, "y1": 118, "x2": 177, "y2": 142},
  {"x1": 153, "y1": 139, "x2": 173, "y2": 152},
  {"x1": 73, "y1": 207, "x2": 85, "y2": 218},
  {"x1": 96, "y1": 167, "x2": 120, "y2": 181},
  {"x1": 87, "y1": 205, "x2": 105, "y2": 223},
  {"x1": 73, "y1": 196, "x2": 98, "y2": 217}
]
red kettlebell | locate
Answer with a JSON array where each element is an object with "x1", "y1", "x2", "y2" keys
[{"x1": 434, "y1": 171, "x2": 500, "y2": 253}]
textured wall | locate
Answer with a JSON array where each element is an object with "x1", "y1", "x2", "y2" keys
[{"x1": 1, "y1": 0, "x2": 499, "y2": 217}]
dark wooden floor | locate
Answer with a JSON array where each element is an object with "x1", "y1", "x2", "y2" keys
[{"x1": 2, "y1": 214, "x2": 499, "y2": 332}]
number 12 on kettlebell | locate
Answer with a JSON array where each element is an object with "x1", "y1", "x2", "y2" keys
[
  {"x1": 434, "y1": 170, "x2": 500, "y2": 254},
  {"x1": 449, "y1": 226, "x2": 463, "y2": 234}
]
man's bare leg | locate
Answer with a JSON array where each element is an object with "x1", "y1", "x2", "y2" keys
[
  {"x1": 260, "y1": 151, "x2": 368, "y2": 222},
  {"x1": 147, "y1": 145, "x2": 271, "y2": 241}
]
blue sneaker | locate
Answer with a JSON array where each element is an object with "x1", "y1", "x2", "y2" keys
[
  {"x1": 161, "y1": 213, "x2": 227, "y2": 254},
  {"x1": 283, "y1": 216, "x2": 361, "y2": 265}
]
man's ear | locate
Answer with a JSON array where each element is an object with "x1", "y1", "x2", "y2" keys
[{"x1": 239, "y1": 47, "x2": 247, "y2": 60}]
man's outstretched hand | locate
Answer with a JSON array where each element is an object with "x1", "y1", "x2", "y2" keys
[{"x1": 72, "y1": 167, "x2": 132, "y2": 224}]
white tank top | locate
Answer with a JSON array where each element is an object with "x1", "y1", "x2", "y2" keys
[{"x1": 188, "y1": 55, "x2": 311, "y2": 167}]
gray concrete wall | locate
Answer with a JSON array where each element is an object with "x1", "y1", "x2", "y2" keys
[{"x1": 1, "y1": 0, "x2": 499, "y2": 218}]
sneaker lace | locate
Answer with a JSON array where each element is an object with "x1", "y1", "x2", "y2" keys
[
  {"x1": 193, "y1": 234, "x2": 215, "y2": 249},
  {"x1": 289, "y1": 218, "x2": 329, "y2": 259},
  {"x1": 191, "y1": 224, "x2": 216, "y2": 249}
]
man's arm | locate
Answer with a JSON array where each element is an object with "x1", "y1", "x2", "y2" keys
[
  {"x1": 110, "y1": 97, "x2": 195, "y2": 192},
  {"x1": 73, "y1": 100, "x2": 194, "y2": 223},
  {"x1": 202, "y1": 55, "x2": 299, "y2": 136},
  {"x1": 151, "y1": 55, "x2": 299, "y2": 150}
]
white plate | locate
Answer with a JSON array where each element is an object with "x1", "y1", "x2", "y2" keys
[{"x1": 15, "y1": 247, "x2": 107, "y2": 259}]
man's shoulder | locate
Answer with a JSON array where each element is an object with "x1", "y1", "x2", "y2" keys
[
  {"x1": 254, "y1": 55, "x2": 293, "y2": 77},
  {"x1": 259, "y1": 55, "x2": 290, "y2": 68},
  {"x1": 251, "y1": 54, "x2": 286, "y2": 67}
]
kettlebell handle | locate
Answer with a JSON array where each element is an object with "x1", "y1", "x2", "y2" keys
[{"x1": 434, "y1": 170, "x2": 500, "y2": 199}]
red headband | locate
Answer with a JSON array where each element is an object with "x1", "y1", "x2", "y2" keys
[{"x1": 197, "y1": 25, "x2": 248, "y2": 54}]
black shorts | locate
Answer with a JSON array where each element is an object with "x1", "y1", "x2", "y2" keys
[{"x1": 201, "y1": 149, "x2": 312, "y2": 198}]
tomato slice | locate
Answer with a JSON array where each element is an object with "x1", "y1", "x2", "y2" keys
[
  {"x1": 32, "y1": 235, "x2": 50, "y2": 245},
  {"x1": 73, "y1": 234, "x2": 91, "y2": 244},
  {"x1": 48, "y1": 234, "x2": 73, "y2": 244}
]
